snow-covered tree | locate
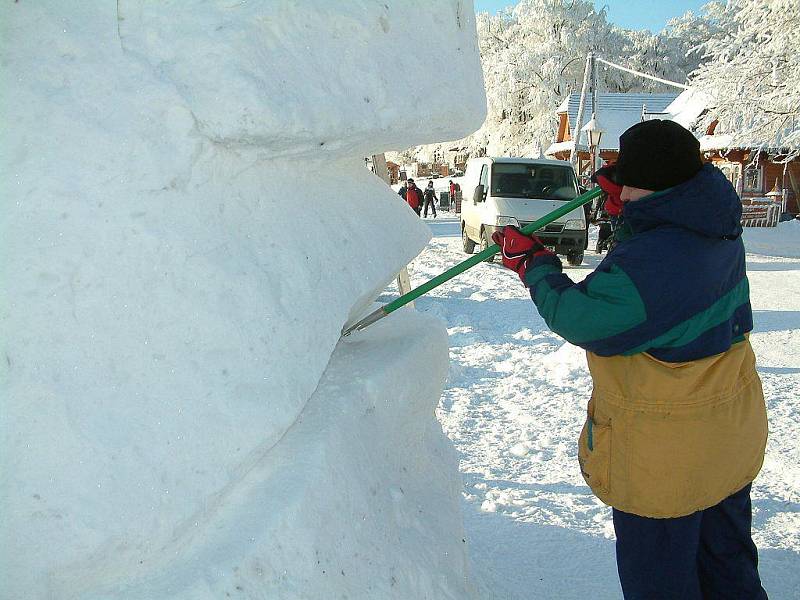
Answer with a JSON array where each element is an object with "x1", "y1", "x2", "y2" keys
[
  {"x1": 659, "y1": 3, "x2": 727, "y2": 78},
  {"x1": 689, "y1": 0, "x2": 800, "y2": 161},
  {"x1": 402, "y1": 0, "x2": 721, "y2": 161},
  {"x1": 470, "y1": 0, "x2": 618, "y2": 156}
]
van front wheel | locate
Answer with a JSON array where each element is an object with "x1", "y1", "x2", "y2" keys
[
  {"x1": 462, "y1": 226, "x2": 476, "y2": 254},
  {"x1": 480, "y1": 230, "x2": 495, "y2": 263}
]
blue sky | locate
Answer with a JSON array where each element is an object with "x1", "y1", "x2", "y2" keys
[{"x1": 473, "y1": 0, "x2": 709, "y2": 32}]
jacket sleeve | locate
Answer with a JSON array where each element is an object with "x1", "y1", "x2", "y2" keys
[{"x1": 522, "y1": 253, "x2": 648, "y2": 351}]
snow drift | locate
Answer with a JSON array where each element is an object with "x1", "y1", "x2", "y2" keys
[{"x1": 0, "y1": 1, "x2": 486, "y2": 598}]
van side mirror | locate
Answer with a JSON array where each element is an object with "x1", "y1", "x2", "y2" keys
[{"x1": 473, "y1": 184, "x2": 485, "y2": 203}]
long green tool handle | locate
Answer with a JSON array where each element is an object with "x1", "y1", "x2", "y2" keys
[{"x1": 341, "y1": 186, "x2": 603, "y2": 336}]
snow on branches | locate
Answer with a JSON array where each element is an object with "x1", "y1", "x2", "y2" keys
[
  {"x1": 406, "y1": 0, "x2": 716, "y2": 161},
  {"x1": 689, "y1": 0, "x2": 800, "y2": 161}
]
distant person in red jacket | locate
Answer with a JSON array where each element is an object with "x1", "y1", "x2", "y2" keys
[{"x1": 405, "y1": 179, "x2": 422, "y2": 216}]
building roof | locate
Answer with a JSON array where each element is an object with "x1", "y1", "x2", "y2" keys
[
  {"x1": 556, "y1": 92, "x2": 680, "y2": 152},
  {"x1": 548, "y1": 88, "x2": 799, "y2": 159},
  {"x1": 662, "y1": 88, "x2": 709, "y2": 129}
]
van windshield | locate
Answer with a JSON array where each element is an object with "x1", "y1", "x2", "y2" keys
[{"x1": 490, "y1": 163, "x2": 578, "y2": 200}]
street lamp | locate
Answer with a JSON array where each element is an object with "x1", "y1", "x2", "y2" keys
[{"x1": 581, "y1": 113, "x2": 605, "y2": 178}]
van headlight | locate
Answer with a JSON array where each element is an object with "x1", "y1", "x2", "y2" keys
[
  {"x1": 565, "y1": 219, "x2": 585, "y2": 230},
  {"x1": 496, "y1": 216, "x2": 520, "y2": 227}
]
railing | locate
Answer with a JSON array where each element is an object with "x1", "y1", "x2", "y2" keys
[{"x1": 741, "y1": 199, "x2": 781, "y2": 227}]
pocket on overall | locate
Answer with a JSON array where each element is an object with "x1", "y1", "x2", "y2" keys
[{"x1": 578, "y1": 400, "x2": 611, "y2": 495}]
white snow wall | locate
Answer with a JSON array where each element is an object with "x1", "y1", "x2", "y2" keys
[{"x1": 0, "y1": 1, "x2": 486, "y2": 599}]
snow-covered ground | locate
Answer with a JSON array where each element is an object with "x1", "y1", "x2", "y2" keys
[{"x1": 378, "y1": 214, "x2": 800, "y2": 599}]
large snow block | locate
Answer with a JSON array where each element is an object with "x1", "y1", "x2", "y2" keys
[
  {"x1": 0, "y1": 155, "x2": 429, "y2": 598},
  {"x1": 118, "y1": 0, "x2": 487, "y2": 158},
  {"x1": 1, "y1": 1, "x2": 485, "y2": 597},
  {"x1": 24, "y1": 311, "x2": 474, "y2": 599}
]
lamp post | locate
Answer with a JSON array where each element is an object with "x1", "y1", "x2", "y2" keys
[{"x1": 581, "y1": 113, "x2": 605, "y2": 179}]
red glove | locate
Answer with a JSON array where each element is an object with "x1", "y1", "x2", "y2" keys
[
  {"x1": 491, "y1": 226, "x2": 553, "y2": 282},
  {"x1": 592, "y1": 165, "x2": 623, "y2": 217}
]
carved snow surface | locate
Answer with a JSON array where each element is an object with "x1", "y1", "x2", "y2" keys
[
  {"x1": 1, "y1": 1, "x2": 485, "y2": 598},
  {"x1": 117, "y1": 0, "x2": 486, "y2": 158}
]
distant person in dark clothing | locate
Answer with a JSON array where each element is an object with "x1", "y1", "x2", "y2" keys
[
  {"x1": 423, "y1": 181, "x2": 438, "y2": 218},
  {"x1": 592, "y1": 164, "x2": 624, "y2": 253},
  {"x1": 593, "y1": 164, "x2": 624, "y2": 222},
  {"x1": 398, "y1": 181, "x2": 407, "y2": 200},
  {"x1": 404, "y1": 179, "x2": 422, "y2": 216}
]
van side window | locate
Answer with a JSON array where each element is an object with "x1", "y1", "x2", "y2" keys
[{"x1": 479, "y1": 165, "x2": 488, "y2": 194}]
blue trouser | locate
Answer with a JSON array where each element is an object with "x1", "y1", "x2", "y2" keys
[{"x1": 613, "y1": 484, "x2": 767, "y2": 599}]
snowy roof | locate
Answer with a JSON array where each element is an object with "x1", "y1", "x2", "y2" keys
[
  {"x1": 697, "y1": 133, "x2": 733, "y2": 152},
  {"x1": 542, "y1": 141, "x2": 576, "y2": 156},
  {"x1": 664, "y1": 88, "x2": 799, "y2": 152},
  {"x1": 696, "y1": 131, "x2": 799, "y2": 153},
  {"x1": 663, "y1": 88, "x2": 709, "y2": 129},
  {"x1": 559, "y1": 92, "x2": 680, "y2": 151}
]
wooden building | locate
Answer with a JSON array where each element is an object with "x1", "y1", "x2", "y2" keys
[
  {"x1": 666, "y1": 90, "x2": 799, "y2": 218},
  {"x1": 546, "y1": 89, "x2": 799, "y2": 220},
  {"x1": 386, "y1": 160, "x2": 400, "y2": 184},
  {"x1": 545, "y1": 92, "x2": 679, "y2": 178},
  {"x1": 696, "y1": 134, "x2": 799, "y2": 217}
]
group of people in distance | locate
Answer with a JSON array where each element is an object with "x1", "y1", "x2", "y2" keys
[{"x1": 398, "y1": 178, "x2": 441, "y2": 218}]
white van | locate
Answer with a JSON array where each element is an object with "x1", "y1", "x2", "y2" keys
[{"x1": 461, "y1": 157, "x2": 588, "y2": 265}]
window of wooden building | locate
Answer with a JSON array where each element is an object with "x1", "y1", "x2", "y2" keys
[
  {"x1": 718, "y1": 162, "x2": 741, "y2": 192},
  {"x1": 743, "y1": 164, "x2": 764, "y2": 193}
]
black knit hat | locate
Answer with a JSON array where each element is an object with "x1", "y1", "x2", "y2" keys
[{"x1": 615, "y1": 120, "x2": 703, "y2": 191}]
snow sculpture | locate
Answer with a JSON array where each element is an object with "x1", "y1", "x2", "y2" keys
[{"x1": 0, "y1": 1, "x2": 485, "y2": 598}]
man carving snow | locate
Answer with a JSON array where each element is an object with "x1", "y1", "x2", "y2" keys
[{"x1": 493, "y1": 120, "x2": 768, "y2": 599}]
